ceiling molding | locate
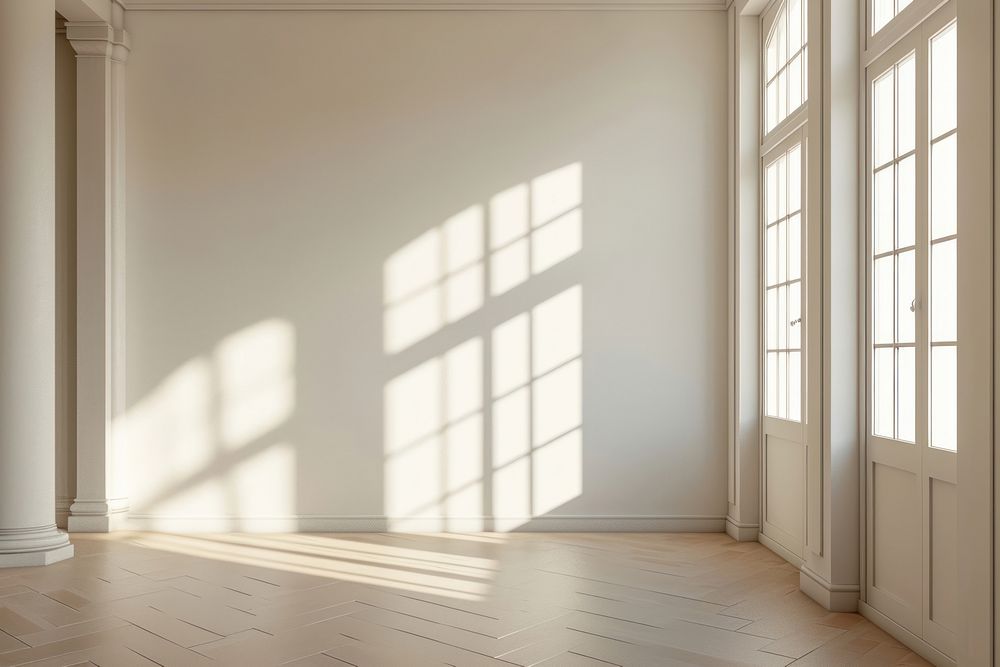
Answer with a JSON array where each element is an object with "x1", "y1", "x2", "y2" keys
[{"x1": 121, "y1": 0, "x2": 726, "y2": 10}]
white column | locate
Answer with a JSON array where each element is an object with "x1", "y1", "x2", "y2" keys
[
  {"x1": 67, "y1": 3, "x2": 130, "y2": 532},
  {"x1": 725, "y1": 5, "x2": 761, "y2": 543},
  {"x1": 0, "y1": 0, "x2": 75, "y2": 567}
]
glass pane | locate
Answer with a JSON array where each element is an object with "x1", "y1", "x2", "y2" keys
[
  {"x1": 776, "y1": 219, "x2": 787, "y2": 284},
  {"x1": 932, "y1": 239, "x2": 958, "y2": 342},
  {"x1": 766, "y1": 80, "x2": 777, "y2": 132},
  {"x1": 775, "y1": 12, "x2": 786, "y2": 70},
  {"x1": 766, "y1": 160, "x2": 778, "y2": 223},
  {"x1": 897, "y1": 55, "x2": 916, "y2": 156},
  {"x1": 897, "y1": 249, "x2": 915, "y2": 344},
  {"x1": 788, "y1": 53, "x2": 802, "y2": 111},
  {"x1": 897, "y1": 346, "x2": 915, "y2": 443},
  {"x1": 788, "y1": 0, "x2": 802, "y2": 53},
  {"x1": 777, "y1": 284, "x2": 787, "y2": 349},
  {"x1": 874, "y1": 255, "x2": 895, "y2": 345},
  {"x1": 787, "y1": 214, "x2": 801, "y2": 280},
  {"x1": 932, "y1": 346, "x2": 958, "y2": 451},
  {"x1": 777, "y1": 351, "x2": 788, "y2": 419},
  {"x1": 788, "y1": 281, "x2": 802, "y2": 349},
  {"x1": 777, "y1": 70, "x2": 787, "y2": 125},
  {"x1": 874, "y1": 347, "x2": 895, "y2": 437},
  {"x1": 766, "y1": 26, "x2": 778, "y2": 79},
  {"x1": 767, "y1": 352, "x2": 778, "y2": 417},
  {"x1": 873, "y1": 0, "x2": 893, "y2": 34},
  {"x1": 801, "y1": 47, "x2": 808, "y2": 105},
  {"x1": 931, "y1": 22, "x2": 958, "y2": 138},
  {"x1": 767, "y1": 287, "x2": 778, "y2": 349},
  {"x1": 897, "y1": 156, "x2": 915, "y2": 248},
  {"x1": 931, "y1": 134, "x2": 957, "y2": 239},
  {"x1": 788, "y1": 145, "x2": 802, "y2": 213},
  {"x1": 873, "y1": 167, "x2": 895, "y2": 255},
  {"x1": 764, "y1": 225, "x2": 778, "y2": 285},
  {"x1": 788, "y1": 350, "x2": 802, "y2": 422},
  {"x1": 873, "y1": 70, "x2": 895, "y2": 166},
  {"x1": 776, "y1": 155, "x2": 786, "y2": 219},
  {"x1": 766, "y1": 224, "x2": 778, "y2": 285}
]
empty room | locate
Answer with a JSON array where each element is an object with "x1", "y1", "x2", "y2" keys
[{"x1": 0, "y1": 0, "x2": 995, "y2": 664}]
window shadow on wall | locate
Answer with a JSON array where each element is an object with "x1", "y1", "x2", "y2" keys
[
  {"x1": 111, "y1": 163, "x2": 586, "y2": 535},
  {"x1": 124, "y1": 319, "x2": 299, "y2": 530},
  {"x1": 382, "y1": 162, "x2": 584, "y2": 532}
]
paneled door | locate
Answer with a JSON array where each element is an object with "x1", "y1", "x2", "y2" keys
[
  {"x1": 865, "y1": 2, "x2": 958, "y2": 658},
  {"x1": 760, "y1": 129, "x2": 808, "y2": 561}
]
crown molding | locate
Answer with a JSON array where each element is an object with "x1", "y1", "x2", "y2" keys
[{"x1": 121, "y1": 0, "x2": 725, "y2": 10}]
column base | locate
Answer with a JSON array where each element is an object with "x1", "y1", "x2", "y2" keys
[
  {"x1": 68, "y1": 498, "x2": 129, "y2": 533},
  {"x1": 0, "y1": 525, "x2": 74, "y2": 568}
]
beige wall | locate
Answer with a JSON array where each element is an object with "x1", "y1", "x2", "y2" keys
[
  {"x1": 55, "y1": 25, "x2": 76, "y2": 529},
  {"x1": 123, "y1": 9, "x2": 729, "y2": 530}
]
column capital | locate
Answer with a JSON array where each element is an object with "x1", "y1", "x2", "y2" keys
[{"x1": 66, "y1": 21, "x2": 130, "y2": 62}]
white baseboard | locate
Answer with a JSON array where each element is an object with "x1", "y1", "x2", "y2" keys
[
  {"x1": 123, "y1": 514, "x2": 727, "y2": 533},
  {"x1": 724, "y1": 517, "x2": 759, "y2": 541},
  {"x1": 798, "y1": 566, "x2": 859, "y2": 612},
  {"x1": 858, "y1": 601, "x2": 955, "y2": 667},
  {"x1": 757, "y1": 531, "x2": 804, "y2": 568}
]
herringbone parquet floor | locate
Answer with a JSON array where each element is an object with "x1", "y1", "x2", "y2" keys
[{"x1": 0, "y1": 532, "x2": 930, "y2": 666}]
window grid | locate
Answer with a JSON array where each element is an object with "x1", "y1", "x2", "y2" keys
[
  {"x1": 870, "y1": 18, "x2": 957, "y2": 452},
  {"x1": 764, "y1": 143, "x2": 803, "y2": 422},
  {"x1": 929, "y1": 20, "x2": 957, "y2": 451},
  {"x1": 871, "y1": 53, "x2": 917, "y2": 443},
  {"x1": 764, "y1": 0, "x2": 808, "y2": 134}
]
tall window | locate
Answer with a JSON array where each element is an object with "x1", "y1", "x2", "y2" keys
[
  {"x1": 765, "y1": 0, "x2": 807, "y2": 133},
  {"x1": 929, "y1": 22, "x2": 957, "y2": 450},
  {"x1": 871, "y1": 52, "x2": 917, "y2": 442},
  {"x1": 762, "y1": 0, "x2": 807, "y2": 424},
  {"x1": 764, "y1": 143, "x2": 803, "y2": 421},
  {"x1": 869, "y1": 20, "x2": 957, "y2": 449},
  {"x1": 759, "y1": 0, "x2": 810, "y2": 559}
]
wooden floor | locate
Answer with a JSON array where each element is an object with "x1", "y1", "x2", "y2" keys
[{"x1": 0, "y1": 532, "x2": 929, "y2": 666}]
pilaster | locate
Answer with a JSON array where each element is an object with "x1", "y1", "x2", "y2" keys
[{"x1": 66, "y1": 4, "x2": 130, "y2": 533}]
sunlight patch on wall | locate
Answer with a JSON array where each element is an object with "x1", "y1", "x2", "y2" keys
[
  {"x1": 384, "y1": 338, "x2": 485, "y2": 531},
  {"x1": 490, "y1": 164, "x2": 582, "y2": 296},
  {"x1": 127, "y1": 357, "x2": 215, "y2": 513},
  {"x1": 383, "y1": 206, "x2": 486, "y2": 354},
  {"x1": 382, "y1": 163, "x2": 584, "y2": 532},
  {"x1": 125, "y1": 319, "x2": 297, "y2": 520},
  {"x1": 491, "y1": 286, "x2": 583, "y2": 528},
  {"x1": 217, "y1": 320, "x2": 296, "y2": 449}
]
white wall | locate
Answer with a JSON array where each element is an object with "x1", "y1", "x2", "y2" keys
[{"x1": 123, "y1": 8, "x2": 728, "y2": 530}]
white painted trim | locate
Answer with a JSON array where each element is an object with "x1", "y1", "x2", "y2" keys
[
  {"x1": 727, "y1": 4, "x2": 762, "y2": 550},
  {"x1": 725, "y1": 517, "x2": 759, "y2": 541},
  {"x1": 799, "y1": 564, "x2": 859, "y2": 612},
  {"x1": 120, "y1": 0, "x2": 725, "y2": 9},
  {"x1": 124, "y1": 515, "x2": 727, "y2": 533},
  {"x1": 858, "y1": 601, "x2": 956, "y2": 667},
  {"x1": 758, "y1": 530, "x2": 804, "y2": 567},
  {"x1": 957, "y1": 0, "x2": 994, "y2": 662},
  {"x1": 68, "y1": 497, "x2": 131, "y2": 533}
]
